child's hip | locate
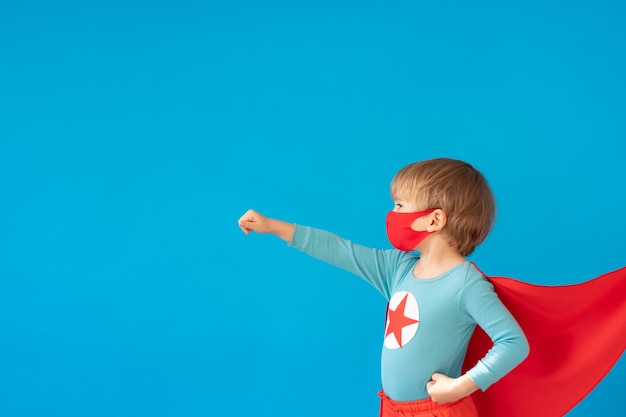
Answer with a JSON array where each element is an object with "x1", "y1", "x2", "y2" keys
[{"x1": 378, "y1": 391, "x2": 478, "y2": 417}]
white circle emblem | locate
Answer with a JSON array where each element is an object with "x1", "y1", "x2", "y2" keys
[{"x1": 384, "y1": 291, "x2": 419, "y2": 349}]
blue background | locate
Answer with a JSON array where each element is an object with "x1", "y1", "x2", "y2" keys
[{"x1": 1, "y1": 1, "x2": 624, "y2": 416}]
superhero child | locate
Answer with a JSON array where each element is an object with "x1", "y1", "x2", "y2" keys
[{"x1": 238, "y1": 158, "x2": 625, "y2": 417}]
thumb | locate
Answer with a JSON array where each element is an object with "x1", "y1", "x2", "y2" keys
[
  {"x1": 431, "y1": 373, "x2": 444, "y2": 382},
  {"x1": 238, "y1": 220, "x2": 252, "y2": 234},
  {"x1": 238, "y1": 210, "x2": 259, "y2": 234},
  {"x1": 426, "y1": 373, "x2": 442, "y2": 394}
]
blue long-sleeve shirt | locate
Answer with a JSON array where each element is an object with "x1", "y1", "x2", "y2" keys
[{"x1": 288, "y1": 225, "x2": 529, "y2": 401}]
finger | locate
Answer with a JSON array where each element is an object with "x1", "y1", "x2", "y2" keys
[
  {"x1": 238, "y1": 223, "x2": 251, "y2": 233},
  {"x1": 239, "y1": 219, "x2": 255, "y2": 228},
  {"x1": 431, "y1": 373, "x2": 443, "y2": 382},
  {"x1": 238, "y1": 209, "x2": 256, "y2": 223},
  {"x1": 237, "y1": 214, "x2": 252, "y2": 225},
  {"x1": 426, "y1": 383, "x2": 436, "y2": 398}
]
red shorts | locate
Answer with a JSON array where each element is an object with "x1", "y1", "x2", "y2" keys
[{"x1": 378, "y1": 391, "x2": 479, "y2": 417}]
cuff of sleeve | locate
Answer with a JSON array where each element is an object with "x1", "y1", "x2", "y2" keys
[
  {"x1": 287, "y1": 224, "x2": 309, "y2": 250},
  {"x1": 467, "y1": 360, "x2": 494, "y2": 392}
]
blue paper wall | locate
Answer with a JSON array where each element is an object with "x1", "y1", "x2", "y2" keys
[{"x1": 1, "y1": 1, "x2": 624, "y2": 416}]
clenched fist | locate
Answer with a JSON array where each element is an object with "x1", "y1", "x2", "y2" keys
[{"x1": 238, "y1": 209, "x2": 295, "y2": 242}]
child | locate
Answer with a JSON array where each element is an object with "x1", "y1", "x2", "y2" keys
[
  {"x1": 238, "y1": 158, "x2": 529, "y2": 417},
  {"x1": 238, "y1": 158, "x2": 625, "y2": 417}
]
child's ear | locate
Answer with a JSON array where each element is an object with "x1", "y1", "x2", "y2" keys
[{"x1": 427, "y1": 209, "x2": 447, "y2": 232}]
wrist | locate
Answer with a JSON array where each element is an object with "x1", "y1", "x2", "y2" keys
[
  {"x1": 455, "y1": 374, "x2": 479, "y2": 398},
  {"x1": 271, "y1": 219, "x2": 295, "y2": 242}
]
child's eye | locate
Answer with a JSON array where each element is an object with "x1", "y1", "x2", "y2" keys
[{"x1": 395, "y1": 203, "x2": 403, "y2": 208}]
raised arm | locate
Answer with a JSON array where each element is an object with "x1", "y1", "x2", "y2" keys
[{"x1": 238, "y1": 209, "x2": 415, "y2": 299}]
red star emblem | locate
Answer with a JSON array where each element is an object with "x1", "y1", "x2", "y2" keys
[{"x1": 385, "y1": 293, "x2": 419, "y2": 348}]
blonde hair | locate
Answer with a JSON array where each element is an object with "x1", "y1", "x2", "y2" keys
[{"x1": 390, "y1": 158, "x2": 496, "y2": 256}]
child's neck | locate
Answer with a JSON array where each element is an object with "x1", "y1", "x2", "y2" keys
[{"x1": 412, "y1": 239, "x2": 466, "y2": 280}]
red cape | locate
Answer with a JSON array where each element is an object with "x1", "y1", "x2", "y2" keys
[{"x1": 463, "y1": 265, "x2": 626, "y2": 417}]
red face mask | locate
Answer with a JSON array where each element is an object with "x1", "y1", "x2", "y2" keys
[{"x1": 386, "y1": 209, "x2": 436, "y2": 252}]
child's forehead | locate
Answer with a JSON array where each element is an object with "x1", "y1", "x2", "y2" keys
[
  {"x1": 391, "y1": 189, "x2": 411, "y2": 201},
  {"x1": 391, "y1": 186, "x2": 422, "y2": 203}
]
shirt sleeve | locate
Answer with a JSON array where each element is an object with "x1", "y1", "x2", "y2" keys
[
  {"x1": 287, "y1": 224, "x2": 414, "y2": 300},
  {"x1": 459, "y1": 270, "x2": 530, "y2": 391}
]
